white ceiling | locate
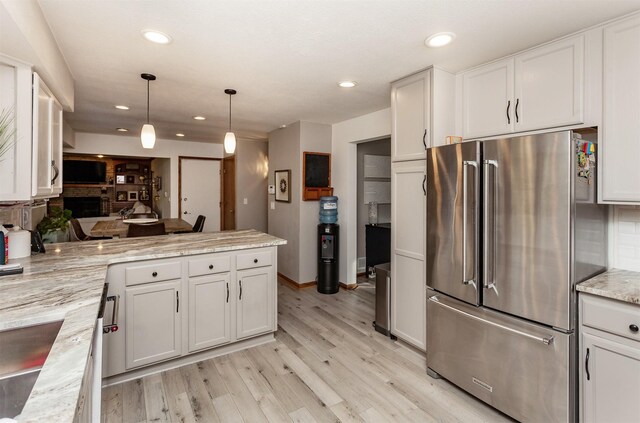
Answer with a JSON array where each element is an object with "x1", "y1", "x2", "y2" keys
[{"x1": 38, "y1": 0, "x2": 640, "y2": 144}]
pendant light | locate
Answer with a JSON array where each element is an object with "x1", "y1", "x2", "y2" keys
[
  {"x1": 224, "y1": 89, "x2": 237, "y2": 154},
  {"x1": 140, "y1": 73, "x2": 156, "y2": 149}
]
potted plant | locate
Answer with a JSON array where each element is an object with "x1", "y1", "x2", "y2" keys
[{"x1": 37, "y1": 207, "x2": 72, "y2": 243}]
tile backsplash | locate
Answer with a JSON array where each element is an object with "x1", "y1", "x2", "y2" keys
[{"x1": 611, "y1": 205, "x2": 640, "y2": 272}]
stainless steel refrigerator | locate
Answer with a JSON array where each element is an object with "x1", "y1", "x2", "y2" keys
[{"x1": 425, "y1": 130, "x2": 607, "y2": 422}]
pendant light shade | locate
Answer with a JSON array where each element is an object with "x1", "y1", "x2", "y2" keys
[
  {"x1": 224, "y1": 89, "x2": 237, "y2": 154},
  {"x1": 140, "y1": 73, "x2": 156, "y2": 149}
]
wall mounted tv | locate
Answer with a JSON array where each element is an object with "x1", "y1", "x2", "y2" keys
[{"x1": 63, "y1": 160, "x2": 107, "y2": 184}]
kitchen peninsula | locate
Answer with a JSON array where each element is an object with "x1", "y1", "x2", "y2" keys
[{"x1": 0, "y1": 230, "x2": 285, "y2": 422}]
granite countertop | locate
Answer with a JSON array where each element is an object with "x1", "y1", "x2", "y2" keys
[
  {"x1": 0, "y1": 229, "x2": 286, "y2": 422},
  {"x1": 577, "y1": 268, "x2": 640, "y2": 305}
]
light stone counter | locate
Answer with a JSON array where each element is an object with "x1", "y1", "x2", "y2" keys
[
  {"x1": 577, "y1": 268, "x2": 640, "y2": 305},
  {"x1": 0, "y1": 230, "x2": 285, "y2": 422}
]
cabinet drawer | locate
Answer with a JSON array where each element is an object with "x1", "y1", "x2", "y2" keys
[
  {"x1": 582, "y1": 294, "x2": 640, "y2": 342},
  {"x1": 237, "y1": 250, "x2": 272, "y2": 270},
  {"x1": 125, "y1": 261, "x2": 182, "y2": 286},
  {"x1": 188, "y1": 255, "x2": 231, "y2": 277}
]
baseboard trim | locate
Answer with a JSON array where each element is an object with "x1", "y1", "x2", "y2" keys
[
  {"x1": 356, "y1": 272, "x2": 367, "y2": 277},
  {"x1": 278, "y1": 272, "x2": 316, "y2": 289},
  {"x1": 340, "y1": 282, "x2": 358, "y2": 290}
]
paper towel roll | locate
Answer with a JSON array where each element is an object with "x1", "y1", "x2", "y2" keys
[{"x1": 8, "y1": 229, "x2": 31, "y2": 259}]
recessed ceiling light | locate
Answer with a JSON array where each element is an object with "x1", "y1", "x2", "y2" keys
[
  {"x1": 116, "y1": 128, "x2": 128, "y2": 132},
  {"x1": 176, "y1": 133, "x2": 185, "y2": 137},
  {"x1": 114, "y1": 105, "x2": 130, "y2": 110},
  {"x1": 97, "y1": 155, "x2": 104, "y2": 158},
  {"x1": 280, "y1": 125, "x2": 287, "y2": 128},
  {"x1": 141, "y1": 30, "x2": 172, "y2": 45},
  {"x1": 425, "y1": 32, "x2": 456, "y2": 48},
  {"x1": 338, "y1": 81, "x2": 358, "y2": 88},
  {"x1": 193, "y1": 116, "x2": 206, "y2": 121}
]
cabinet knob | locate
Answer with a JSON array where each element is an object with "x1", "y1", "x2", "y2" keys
[
  {"x1": 209, "y1": 264, "x2": 214, "y2": 270},
  {"x1": 254, "y1": 258, "x2": 258, "y2": 264},
  {"x1": 630, "y1": 324, "x2": 639, "y2": 333},
  {"x1": 152, "y1": 271, "x2": 158, "y2": 277}
]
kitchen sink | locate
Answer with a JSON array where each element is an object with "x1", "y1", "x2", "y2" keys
[{"x1": 0, "y1": 320, "x2": 62, "y2": 419}]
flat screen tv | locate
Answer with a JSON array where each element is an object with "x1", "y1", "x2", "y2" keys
[{"x1": 63, "y1": 160, "x2": 107, "y2": 184}]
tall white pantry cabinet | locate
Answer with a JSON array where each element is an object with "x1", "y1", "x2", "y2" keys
[{"x1": 390, "y1": 67, "x2": 455, "y2": 351}]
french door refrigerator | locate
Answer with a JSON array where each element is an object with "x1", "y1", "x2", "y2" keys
[{"x1": 425, "y1": 130, "x2": 607, "y2": 422}]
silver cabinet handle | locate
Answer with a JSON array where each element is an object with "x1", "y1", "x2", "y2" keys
[
  {"x1": 51, "y1": 160, "x2": 59, "y2": 185},
  {"x1": 462, "y1": 160, "x2": 478, "y2": 286},
  {"x1": 585, "y1": 348, "x2": 591, "y2": 381},
  {"x1": 226, "y1": 282, "x2": 229, "y2": 303},
  {"x1": 506, "y1": 100, "x2": 511, "y2": 125},
  {"x1": 103, "y1": 294, "x2": 119, "y2": 333},
  {"x1": 515, "y1": 98, "x2": 519, "y2": 123},
  {"x1": 483, "y1": 160, "x2": 498, "y2": 290},
  {"x1": 430, "y1": 296, "x2": 554, "y2": 345},
  {"x1": 422, "y1": 129, "x2": 427, "y2": 149},
  {"x1": 239, "y1": 280, "x2": 242, "y2": 300},
  {"x1": 176, "y1": 291, "x2": 179, "y2": 313},
  {"x1": 422, "y1": 175, "x2": 426, "y2": 196}
]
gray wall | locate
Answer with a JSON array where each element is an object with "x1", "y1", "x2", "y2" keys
[
  {"x1": 356, "y1": 138, "x2": 391, "y2": 270},
  {"x1": 267, "y1": 122, "x2": 301, "y2": 282},
  {"x1": 151, "y1": 158, "x2": 171, "y2": 218},
  {"x1": 235, "y1": 139, "x2": 268, "y2": 232}
]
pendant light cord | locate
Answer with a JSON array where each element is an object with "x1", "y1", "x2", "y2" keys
[
  {"x1": 228, "y1": 94, "x2": 232, "y2": 131},
  {"x1": 146, "y1": 79, "x2": 150, "y2": 124}
]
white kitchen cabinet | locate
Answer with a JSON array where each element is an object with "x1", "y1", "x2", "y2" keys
[
  {"x1": 0, "y1": 55, "x2": 32, "y2": 201},
  {"x1": 125, "y1": 279, "x2": 182, "y2": 369},
  {"x1": 580, "y1": 293, "x2": 640, "y2": 422},
  {"x1": 237, "y1": 266, "x2": 275, "y2": 340},
  {"x1": 188, "y1": 273, "x2": 232, "y2": 352},
  {"x1": 391, "y1": 160, "x2": 426, "y2": 351},
  {"x1": 32, "y1": 73, "x2": 63, "y2": 198},
  {"x1": 600, "y1": 14, "x2": 640, "y2": 203},
  {"x1": 391, "y1": 67, "x2": 455, "y2": 161},
  {"x1": 460, "y1": 34, "x2": 584, "y2": 139}
]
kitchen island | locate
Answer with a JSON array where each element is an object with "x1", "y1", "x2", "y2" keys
[{"x1": 0, "y1": 230, "x2": 285, "y2": 422}]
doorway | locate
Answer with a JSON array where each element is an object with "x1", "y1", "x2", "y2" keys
[
  {"x1": 179, "y1": 157, "x2": 221, "y2": 232},
  {"x1": 222, "y1": 156, "x2": 236, "y2": 230}
]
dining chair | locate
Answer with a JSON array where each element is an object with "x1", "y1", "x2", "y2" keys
[
  {"x1": 192, "y1": 215, "x2": 206, "y2": 232},
  {"x1": 127, "y1": 222, "x2": 166, "y2": 238},
  {"x1": 69, "y1": 218, "x2": 93, "y2": 241}
]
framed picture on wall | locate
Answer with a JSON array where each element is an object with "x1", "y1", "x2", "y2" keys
[
  {"x1": 127, "y1": 191, "x2": 138, "y2": 201},
  {"x1": 275, "y1": 170, "x2": 291, "y2": 203},
  {"x1": 116, "y1": 191, "x2": 127, "y2": 201},
  {"x1": 126, "y1": 175, "x2": 135, "y2": 184},
  {"x1": 116, "y1": 175, "x2": 125, "y2": 184}
]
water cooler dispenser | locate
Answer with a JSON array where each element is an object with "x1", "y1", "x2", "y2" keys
[{"x1": 317, "y1": 197, "x2": 339, "y2": 294}]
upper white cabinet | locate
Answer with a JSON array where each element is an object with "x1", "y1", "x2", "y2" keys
[
  {"x1": 32, "y1": 72, "x2": 63, "y2": 198},
  {"x1": 461, "y1": 34, "x2": 584, "y2": 139},
  {"x1": 600, "y1": 14, "x2": 640, "y2": 203},
  {"x1": 392, "y1": 67, "x2": 455, "y2": 161}
]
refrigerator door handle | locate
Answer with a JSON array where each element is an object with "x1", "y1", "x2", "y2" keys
[
  {"x1": 483, "y1": 160, "x2": 498, "y2": 291},
  {"x1": 462, "y1": 160, "x2": 478, "y2": 287},
  {"x1": 429, "y1": 296, "x2": 555, "y2": 345}
]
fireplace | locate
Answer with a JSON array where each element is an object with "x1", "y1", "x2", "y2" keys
[{"x1": 64, "y1": 197, "x2": 102, "y2": 218}]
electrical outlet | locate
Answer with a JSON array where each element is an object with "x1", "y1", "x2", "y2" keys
[
  {"x1": 243, "y1": 198, "x2": 248, "y2": 205},
  {"x1": 270, "y1": 201, "x2": 275, "y2": 210}
]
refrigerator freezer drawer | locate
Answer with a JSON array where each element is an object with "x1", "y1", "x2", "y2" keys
[{"x1": 427, "y1": 295, "x2": 574, "y2": 422}]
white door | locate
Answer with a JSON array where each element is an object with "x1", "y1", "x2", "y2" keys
[
  {"x1": 462, "y1": 57, "x2": 514, "y2": 139},
  {"x1": 601, "y1": 14, "x2": 640, "y2": 203},
  {"x1": 125, "y1": 280, "x2": 182, "y2": 369},
  {"x1": 236, "y1": 267, "x2": 274, "y2": 340},
  {"x1": 188, "y1": 273, "x2": 232, "y2": 352},
  {"x1": 180, "y1": 158, "x2": 221, "y2": 232},
  {"x1": 391, "y1": 69, "x2": 430, "y2": 162},
  {"x1": 391, "y1": 160, "x2": 426, "y2": 351},
  {"x1": 582, "y1": 332, "x2": 640, "y2": 423},
  {"x1": 514, "y1": 35, "x2": 584, "y2": 132}
]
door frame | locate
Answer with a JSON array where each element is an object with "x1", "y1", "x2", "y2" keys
[{"x1": 178, "y1": 156, "x2": 222, "y2": 228}]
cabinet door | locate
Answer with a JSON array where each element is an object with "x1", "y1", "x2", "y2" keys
[
  {"x1": 32, "y1": 73, "x2": 54, "y2": 197},
  {"x1": 0, "y1": 55, "x2": 32, "y2": 201},
  {"x1": 392, "y1": 69, "x2": 430, "y2": 161},
  {"x1": 236, "y1": 266, "x2": 274, "y2": 340},
  {"x1": 514, "y1": 35, "x2": 584, "y2": 132},
  {"x1": 462, "y1": 58, "x2": 514, "y2": 139},
  {"x1": 125, "y1": 280, "x2": 181, "y2": 369},
  {"x1": 582, "y1": 332, "x2": 640, "y2": 423},
  {"x1": 601, "y1": 15, "x2": 640, "y2": 203},
  {"x1": 391, "y1": 160, "x2": 426, "y2": 351},
  {"x1": 50, "y1": 100, "x2": 63, "y2": 195},
  {"x1": 188, "y1": 274, "x2": 231, "y2": 352}
]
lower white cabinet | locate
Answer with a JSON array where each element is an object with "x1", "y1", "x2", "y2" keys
[
  {"x1": 237, "y1": 266, "x2": 275, "y2": 339},
  {"x1": 188, "y1": 273, "x2": 231, "y2": 352},
  {"x1": 580, "y1": 293, "x2": 640, "y2": 422},
  {"x1": 125, "y1": 279, "x2": 182, "y2": 369}
]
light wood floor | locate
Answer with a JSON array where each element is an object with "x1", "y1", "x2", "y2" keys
[{"x1": 102, "y1": 278, "x2": 512, "y2": 422}]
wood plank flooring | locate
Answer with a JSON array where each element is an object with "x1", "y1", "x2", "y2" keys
[{"x1": 102, "y1": 278, "x2": 512, "y2": 422}]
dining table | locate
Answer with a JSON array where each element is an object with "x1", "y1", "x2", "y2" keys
[{"x1": 90, "y1": 218, "x2": 193, "y2": 238}]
